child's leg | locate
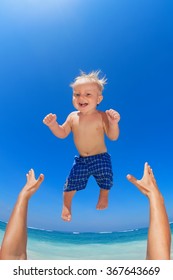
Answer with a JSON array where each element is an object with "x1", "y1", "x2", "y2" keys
[
  {"x1": 61, "y1": 190, "x2": 76, "y2": 222},
  {"x1": 92, "y1": 153, "x2": 113, "y2": 210},
  {"x1": 96, "y1": 189, "x2": 109, "y2": 210}
]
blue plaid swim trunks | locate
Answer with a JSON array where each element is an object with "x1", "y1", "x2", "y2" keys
[{"x1": 64, "y1": 152, "x2": 113, "y2": 192}]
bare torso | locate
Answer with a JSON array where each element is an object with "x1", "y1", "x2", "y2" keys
[{"x1": 69, "y1": 110, "x2": 107, "y2": 156}]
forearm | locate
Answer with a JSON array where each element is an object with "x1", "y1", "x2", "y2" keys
[
  {"x1": 147, "y1": 192, "x2": 171, "y2": 260},
  {"x1": 48, "y1": 122, "x2": 67, "y2": 138},
  {"x1": 0, "y1": 197, "x2": 28, "y2": 260},
  {"x1": 107, "y1": 123, "x2": 119, "y2": 140}
]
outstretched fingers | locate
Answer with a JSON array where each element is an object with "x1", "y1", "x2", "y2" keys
[
  {"x1": 148, "y1": 165, "x2": 157, "y2": 187},
  {"x1": 144, "y1": 162, "x2": 149, "y2": 176},
  {"x1": 26, "y1": 169, "x2": 44, "y2": 186},
  {"x1": 126, "y1": 162, "x2": 159, "y2": 197},
  {"x1": 26, "y1": 169, "x2": 35, "y2": 183},
  {"x1": 20, "y1": 169, "x2": 44, "y2": 200}
]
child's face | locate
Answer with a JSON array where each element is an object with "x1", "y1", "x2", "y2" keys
[{"x1": 72, "y1": 82, "x2": 103, "y2": 113}]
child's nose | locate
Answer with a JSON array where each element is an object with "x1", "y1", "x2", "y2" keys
[{"x1": 79, "y1": 95, "x2": 85, "y2": 101}]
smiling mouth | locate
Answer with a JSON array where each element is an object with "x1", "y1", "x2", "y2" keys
[{"x1": 79, "y1": 103, "x2": 88, "y2": 107}]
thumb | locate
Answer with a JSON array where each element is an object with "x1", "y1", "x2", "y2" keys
[
  {"x1": 38, "y1": 174, "x2": 44, "y2": 183},
  {"x1": 126, "y1": 174, "x2": 137, "y2": 185}
]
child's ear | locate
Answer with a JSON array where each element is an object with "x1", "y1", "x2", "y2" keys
[{"x1": 97, "y1": 95, "x2": 103, "y2": 104}]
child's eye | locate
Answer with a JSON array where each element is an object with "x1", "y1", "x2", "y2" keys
[
  {"x1": 74, "y1": 93, "x2": 80, "y2": 97},
  {"x1": 86, "y1": 93, "x2": 91, "y2": 96}
]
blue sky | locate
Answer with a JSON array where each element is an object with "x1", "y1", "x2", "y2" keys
[{"x1": 0, "y1": 0, "x2": 173, "y2": 232}]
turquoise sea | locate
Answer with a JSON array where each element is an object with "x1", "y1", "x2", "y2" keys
[{"x1": 0, "y1": 221, "x2": 173, "y2": 260}]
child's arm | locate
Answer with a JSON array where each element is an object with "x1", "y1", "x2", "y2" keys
[
  {"x1": 43, "y1": 113, "x2": 71, "y2": 139},
  {"x1": 0, "y1": 169, "x2": 44, "y2": 260},
  {"x1": 103, "y1": 109, "x2": 120, "y2": 140},
  {"x1": 127, "y1": 163, "x2": 171, "y2": 260}
]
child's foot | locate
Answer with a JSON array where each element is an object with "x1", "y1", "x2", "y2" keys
[
  {"x1": 61, "y1": 190, "x2": 76, "y2": 222},
  {"x1": 96, "y1": 189, "x2": 109, "y2": 210},
  {"x1": 61, "y1": 205, "x2": 71, "y2": 222}
]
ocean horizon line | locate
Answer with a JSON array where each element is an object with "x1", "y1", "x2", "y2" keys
[
  {"x1": 1, "y1": 220, "x2": 173, "y2": 235},
  {"x1": 0, "y1": 219, "x2": 147, "y2": 234}
]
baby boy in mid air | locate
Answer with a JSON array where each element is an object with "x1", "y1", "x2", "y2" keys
[{"x1": 43, "y1": 71, "x2": 120, "y2": 221}]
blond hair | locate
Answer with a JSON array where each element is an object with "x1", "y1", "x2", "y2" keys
[{"x1": 70, "y1": 70, "x2": 107, "y2": 92}]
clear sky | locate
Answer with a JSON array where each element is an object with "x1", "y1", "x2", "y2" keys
[{"x1": 0, "y1": 0, "x2": 173, "y2": 232}]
